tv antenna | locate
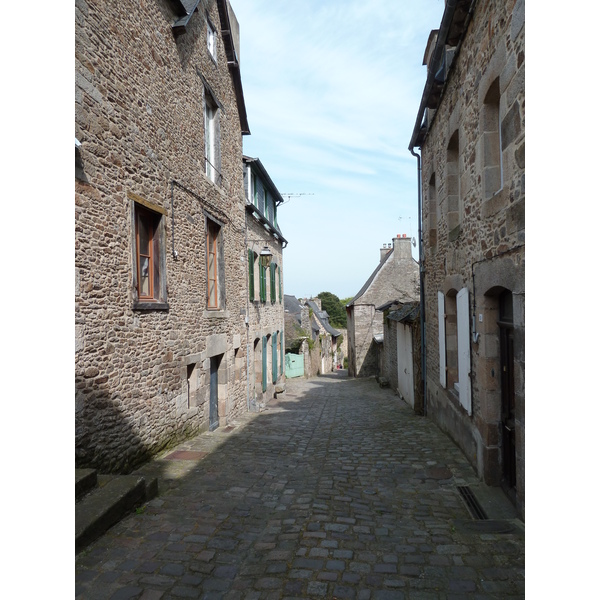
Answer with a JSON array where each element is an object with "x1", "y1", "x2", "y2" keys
[{"x1": 280, "y1": 192, "x2": 314, "y2": 204}]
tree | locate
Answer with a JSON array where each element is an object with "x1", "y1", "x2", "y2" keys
[{"x1": 317, "y1": 291, "x2": 347, "y2": 328}]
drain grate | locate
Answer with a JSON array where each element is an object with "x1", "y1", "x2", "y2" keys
[{"x1": 457, "y1": 486, "x2": 488, "y2": 520}]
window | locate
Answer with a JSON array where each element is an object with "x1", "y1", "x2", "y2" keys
[
  {"x1": 131, "y1": 194, "x2": 167, "y2": 309},
  {"x1": 482, "y1": 78, "x2": 503, "y2": 199},
  {"x1": 446, "y1": 130, "x2": 461, "y2": 233},
  {"x1": 206, "y1": 218, "x2": 223, "y2": 309},
  {"x1": 207, "y1": 18, "x2": 216, "y2": 61},
  {"x1": 252, "y1": 173, "x2": 258, "y2": 207},
  {"x1": 204, "y1": 91, "x2": 221, "y2": 184},
  {"x1": 438, "y1": 288, "x2": 472, "y2": 414}
]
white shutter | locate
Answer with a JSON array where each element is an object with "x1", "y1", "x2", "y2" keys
[
  {"x1": 438, "y1": 291, "x2": 446, "y2": 388},
  {"x1": 457, "y1": 287, "x2": 472, "y2": 414}
]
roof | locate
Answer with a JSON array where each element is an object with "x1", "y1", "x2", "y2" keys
[
  {"x1": 408, "y1": 0, "x2": 474, "y2": 150},
  {"x1": 284, "y1": 295, "x2": 302, "y2": 319},
  {"x1": 305, "y1": 299, "x2": 341, "y2": 337},
  {"x1": 244, "y1": 155, "x2": 288, "y2": 244},
  {"x1": 387, "y1": 302, "x2": 420, "y2": 324},
  {"x1": 346, "y1": 251, "x2": 391, "y2": 308}
]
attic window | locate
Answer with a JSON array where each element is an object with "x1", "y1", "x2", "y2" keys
[
  {"x1": 207, "y1": 17, "x2": 217, "y2": 60},
  {"x1": 171, "y1": 0, "x2": 201, "y2": 35}
]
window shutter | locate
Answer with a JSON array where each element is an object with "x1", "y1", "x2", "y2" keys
[
  {"x1": 259, "y1": 263, "x2": 266, "y2": 302},
  {"x1": 262, "y1": 336, "x2": 268, "y2": 392},
  {"x1": 457, "y1": 287, "x2": 472, "y2": 414},
  {"x1": 248, "y1": 250, "x2": 254, "y2": 300},
  {"x1": 279, "y1": 268, "x2": 282, "y2": 303},
  {"x1": 280, "y1": 331, "x2": 284, "y2": 374},
  {"x1": 438, "y1": 291, "x2": 446, "y2": 388},
  {"x1": 272, "y1": 332, "x2": 277, "y2": 383},
  {"x1": 270, "y1": 263, "x2": 276, "y2": 303}
]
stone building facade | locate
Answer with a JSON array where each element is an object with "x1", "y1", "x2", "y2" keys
[
  {"x1": 346, "y1": 236, "x2": 419, "y2": 378},
  {"x1": 243, "y1": 156, "x2": 287, "y2": 409},
  {"x1": 409, "y1": 0, "x2": 525, "y2": 516},
  {"x1": 301, "y1": 299, "x2": 342, "y2": 376},
  {"x1": 75, "y1": 0, "x2": 251, "y2": 472}
]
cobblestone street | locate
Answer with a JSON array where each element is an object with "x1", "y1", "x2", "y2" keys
[{"x1": 75, "y1": 373, "x2": 525, "y2": 599}]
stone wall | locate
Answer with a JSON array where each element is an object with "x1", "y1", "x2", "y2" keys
[
  {"x1": 418, "y1": 0, "x2": 525, "y2": 516},
  {"x1": 348, "y1": 236, "x2": 419, "y2": 378},
  {"x1": 245, "y1": 211, "x2": 286, "y2": 410},
  {"x1": 75, "y1": 0, "x2": 250, "y2": 472}
]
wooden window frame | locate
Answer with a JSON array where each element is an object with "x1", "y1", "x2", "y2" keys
[
  {"x1": 206, "y1": 218, "x2": 221, "y2": 309},
  {"x1": 131, "y1": 194, "x2": 168, "y2": 311}
]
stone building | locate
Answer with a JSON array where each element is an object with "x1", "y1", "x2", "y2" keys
[
  {"x1": 283, "y1": 296, "x2": 342, "y2": 378},
  {"x1": 346, "y1": 236, "x2": 419, "y2": 378},
  {"x1": 242, "y1": 155, "x2": 287, "y2": 409},
  {"x1": 75, "y1": 0, "x2": 252, "y2": 473},
  {"x1": 408, "y1": 0, "x2": 525, "y2": 516},
  {"x1": 301, "y1": 299, "x2": 342, "y2": 376}
]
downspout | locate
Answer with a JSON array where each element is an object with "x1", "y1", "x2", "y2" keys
[
  {"x1": 244, "y1": 193, "x2": 251, "y2": 412},
  {"x1": 410, "y1": 147, "x2": 427, "y2": 417}
]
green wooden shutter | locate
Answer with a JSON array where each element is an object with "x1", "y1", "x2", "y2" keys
[
  {"x1": 280, "y1": 331, "x2": 284, "y2": 375},
  {"x1": 272, "y1": 332, "x2": 278, "y2": 383},
  {"x1": 259, "y1": 263, "x2": 266, "y2": 302},
  {"x1": 278, "y1": 267, "x2": 282, "y2": 304},
  {"x1": 270, "y1": 263, "x2": 276, "y2": 303},
  {"x1": 262, "y1": 336, "x2": 268, "y2": 392},
  {"x1": 248, "y1": 250, "x2": 254, "y2": 301}
]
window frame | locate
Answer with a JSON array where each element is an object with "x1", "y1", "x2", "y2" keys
[
  {"x1": 130, "y1": 193, "x2": 168, "y2": 311},
  {"x1": 206, "y1": 217, "x2": 224, "y2": 310},
  {"x1": 206, "y1": 17, "x2": 217, "y2": 61}
]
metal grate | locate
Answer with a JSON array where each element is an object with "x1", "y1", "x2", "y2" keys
[{"x1": 457, "y1": 486, "x2": 488, "y2": 520}]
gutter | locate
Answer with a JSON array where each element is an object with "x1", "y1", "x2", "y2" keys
[{"x1": 408, "y1": 0, "x2": 459, "y2": 152}]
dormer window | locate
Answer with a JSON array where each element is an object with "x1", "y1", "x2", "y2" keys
[{"x1": 207, "y1": 18, "x2": 216, "y2": 60}]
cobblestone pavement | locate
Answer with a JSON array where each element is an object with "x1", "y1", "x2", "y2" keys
[{"x1": 75, "y1": 372, "x2": 525, "y2": 599}]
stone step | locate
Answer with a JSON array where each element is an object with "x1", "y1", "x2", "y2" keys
[
  {"x1": 75, "y1": 468, "x2": 97, "y2": 501},
  {"x1": 75, "y1": 473, "x2": 158, "y2": 554}
]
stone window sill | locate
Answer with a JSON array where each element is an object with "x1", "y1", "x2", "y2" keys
[{"x1": 133, "y1": 301, "x2": 169, "y2": 311}]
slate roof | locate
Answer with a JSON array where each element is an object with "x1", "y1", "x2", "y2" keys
[
  {"x1": 387, "y1": 302, "x2": 420, "y2": 324},
  {"x1": 305, "y1": 300, "x2": 341, "y2": 337}
]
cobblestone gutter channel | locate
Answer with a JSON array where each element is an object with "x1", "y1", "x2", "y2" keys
[{"x1": 76, "y1": 373, "x2": 524, "y2": 599}]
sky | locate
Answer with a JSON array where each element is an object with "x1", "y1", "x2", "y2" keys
[{"x1": 231, "y1": 0, "x2": 446, "y2": 300}]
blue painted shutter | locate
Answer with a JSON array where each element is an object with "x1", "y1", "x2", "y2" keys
[
  {"x1": 262, "y1": 336, "x2": 268, "y2": 392},
  {"x1": 272, "y1": 332, "x2": 277, "y2": 383}
]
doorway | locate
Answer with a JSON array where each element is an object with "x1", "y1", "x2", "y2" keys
[
  {"x1": 209, "y1": 355, "x2": 221, "y2": 431},
  {"x1": 498, "y1": 290, "x2": 516, "y2": 494}
]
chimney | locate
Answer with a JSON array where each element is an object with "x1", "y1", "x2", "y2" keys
[
  {"x1": 380, "y1": 243, "x2": 392, "y2": 262},
  {"x1": 392, "y1": 234, "x2": 413, "y2": 261}
]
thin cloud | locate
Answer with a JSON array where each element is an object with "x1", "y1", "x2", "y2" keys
[{"x1": 233, "y1": 0, "x2": 444, "y2": 298}]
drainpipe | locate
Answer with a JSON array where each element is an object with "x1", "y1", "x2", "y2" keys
[{"x1": 410, "y1": 147, "x2": 427, "y2": 417}]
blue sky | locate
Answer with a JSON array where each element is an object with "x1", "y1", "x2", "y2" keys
[{"x1": 231, "y1": 0, "x2": 446, "y2": 299}]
